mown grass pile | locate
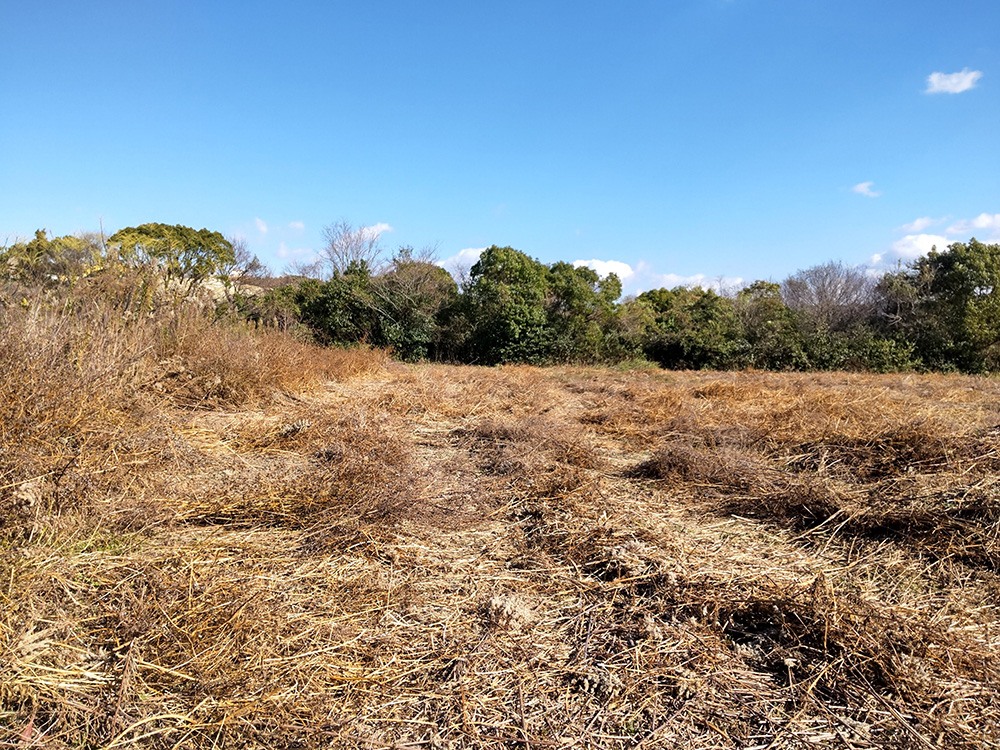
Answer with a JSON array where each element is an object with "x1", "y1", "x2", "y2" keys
[{"x1": 3, "y1": 309, "x2": 1000, "y2": 748}]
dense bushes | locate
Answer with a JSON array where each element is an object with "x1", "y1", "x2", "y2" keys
[
  {"x1": 248, "y1": 239, "x2": 998, "y2": 373},
  {"x1": 6, "y1": 225, "x2": 999, "y2": 373}
]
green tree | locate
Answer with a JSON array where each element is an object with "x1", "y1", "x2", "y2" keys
[
  {"x1": 372, "y1": 247, "x2": 460, "y2": 361},
  {"x1": 639, "y1": 286, "x2": 742, "y2": 369},
  {"x1": 465, "y1": 246, "x2": 551, "y2": 364},
  {"x1": 107, "y1": 223, "x2": 235, "y2": 296},
  {"x1": 603, "y1": 296, "x2": 654, "y2": 363},
  {"x1": 295, "y1": 264, "x2": 379, "y2": 346},
  {"x1": 734, "y1": 281, "x2": 807, "y2": 369},
  {"x1": 1, "y1": 230, "x2": 102, "y2": 286},
  {"x1": 891, "y1": 238, "x2": 1000, "y2": 371},
  {"x1": 545, "y1": 262, "x2": 622, "y2": 362}
]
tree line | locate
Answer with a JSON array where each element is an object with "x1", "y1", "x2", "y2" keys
[{"x1": 4, "y1": 222, "x2": 1000, "y2": 373}]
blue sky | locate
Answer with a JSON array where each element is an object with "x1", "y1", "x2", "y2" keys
[{"x1": 1, "y1": 0, "x2": 997, "y2": 293}]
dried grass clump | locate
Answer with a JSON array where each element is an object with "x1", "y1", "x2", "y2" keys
[
  {"x1": 151, "y1": 315, "x2": 388, "y2": 406},
  {"x1": 505, "y1": 501, "x2": 1000, "y2": 748},
  {"x1": 629, "y1": 439, "x2": 760, "y2": 489},
  {"x1": 0, "y1": 297, "x2": 387, "y2": 538},
  {"x1": 165, "y1": 412, "x2": 411, "y2": 531},
  {"x1": 484, "y1": 593, "x2": 536, "y2": 632},
  {"x1": 457, "y1": 418, "x2": 603, "y2": 513},
  {"x1": 0, "y1": 301, "x2": 161, "y2": 537},
  {"x1": 629, "y1": 372, "x2": 1000, "y2": 569},
  {"x1": 1, "y1": 529, "x2": 397, "y2": 749},
  {"x1": 0, "y1": 295, "x2": 401, "y2": 746},
  {"x1": 579, "y1": 382, "x2": 693, "y2": 443},
  {"x1": 462, "y1": 418, "x2": 601, "y2": 474}
]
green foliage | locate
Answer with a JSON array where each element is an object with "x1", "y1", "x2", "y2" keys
[
  {"x1": 465, "y1": 246, "x2": 552, "y2": 364},
  {"x1": 231, "y1": 282, "x2": 307, "y2": 334},
  {"x1": 12, "y1": 216, "x2": 998, "y2": 374},
  {"x1": 546, "y1": 262, "x2": 623, "y2": 363},
  {"x1": 878, "y1": 238, "x2": 1000, "y2": 372},
  {"x1": 602, "y1": 297, "x2": 654, "y2": 363},
  {"x1": 1, "y1": 230, "x2": 101, "y2": 285},
  {"x1": 371, "y1": 248, "x2": 460, "y2": 361},
  {"x1": 845, "y1": 329, "x2": 919, "y2": 373},
  {"x1": 639, "y1": 286, "x2": 742, "y2": 369},
  {"x1": 108, "y1": 223, "x2": 234, "y2": 292},
  {"x1": 734, "y1": 281, "x2": 807, "y2": 370},
  {"x1": 917, "y1": 238, "x2": 1000, "y2": 372},
  {"x1": 295, "y1": 268, "x2": 379, "y2": 347}
]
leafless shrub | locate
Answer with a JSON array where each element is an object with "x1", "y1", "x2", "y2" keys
[
  {"x1": 782, "y1": 260, "x2": 877, "y2": 331},
  {"x1": 301, "y1": 219, "x2": 389, "y2": 279}
]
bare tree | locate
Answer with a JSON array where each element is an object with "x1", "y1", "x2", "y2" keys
[
  {"x1": 316, "y1": 220, "x2": 388, "y2": 278},
  {"x1": 781, "y1": 261, "x2": 877, "y2": 331},
  {"x1": 227, "y1": 236, "x2": 271, "y2": 279},
  {"x1": 219, "y1": 236, "x2": 272, "y2": 299}
]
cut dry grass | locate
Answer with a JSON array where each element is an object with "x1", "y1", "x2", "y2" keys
[
  {"x1": 621, "y1": 373, "x2": 1000, "y2": 572},
  {"x1": 3, "y1": 353, "x2": 1000, "y2": 748}
]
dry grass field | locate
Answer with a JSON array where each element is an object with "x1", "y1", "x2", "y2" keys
[{"x1": 3, "y1": 332, "x2": 1000, "y2": 748}]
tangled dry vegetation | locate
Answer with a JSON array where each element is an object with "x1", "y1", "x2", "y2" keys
[{"x1": 3, "y1": 318, "x2": 1000, "y2": 748}]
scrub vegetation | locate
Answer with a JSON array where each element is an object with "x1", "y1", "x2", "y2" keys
[
  {"x1": 6, "y1": 222, "x2": 1000, "y2": 373},
  {"x1": 2, "y1": 222, "x2": 1000, "y2": 747}
]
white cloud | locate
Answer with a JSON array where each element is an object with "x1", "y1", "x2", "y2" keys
[
  {"x1": 946, "y1": 213, "x2": 1000, "y2": 236},
  {"x1": 646, "y1": 273, "x2": 744, "y2": 293},
  {"x1": 864, "y1": 263, "x2": 887, "y2": 279},
  {"x1": 871, "y1": 233, "x2": 951, "y2": 267},
  {"x1": 438, "y1": 247, "x2": 486, "y2": 271},
  {"x1": 288, "y1": 221, "x2": 305, "y2": 231},
  {"x1": 869, "y1": 234, "x2": 946, "y2": 269},
  {"x1": 628, "y1": 261, "x2": 743, "y2": 294},
  {"x1": 870, "y1": 211, "x2": 1000, "y2": 270},
  {"x1": 360, "y1": 222, "x2": 393, "y2": 242},
  {"x1": 852, "y1": 182, "x2": 881, "y2": 198},
  {"x1": 925, "y1": 68, "x2": 983, "y2": 94},
  {"x1": 572, "y1": 259, "x2": 635, "y2": 282},
  {"x1": 254, "y1": 217, "x2": 268, "y2": 234},
  {"x1": 898, "y1": 216, "x2": 942, "y2": 233}
]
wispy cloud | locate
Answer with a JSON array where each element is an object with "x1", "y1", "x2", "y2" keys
[
  {"x1": 276, "y1": 241, "x2": 314, "y2": 260},
  {"x1": 898, "y1": 216, "x2": 943, "y2": 233},
  {"x1": 946, "y1": 213, "x2": 1000, "y2": 236},
  {"x1": 925, "y1": 68, "x2": 983, "y2": 94},
  {"x1": 254, "y1": 217, "x2": 268, "y2": 234},
  {"x1": 288, "y1": 221, "x2": 305, "y2": 231},
  {"x1": 852, "y1": 182, "x2": 881, "y2": 198},
  {"x1": 572, "y1": 259, "x2": 635, "y2": 282}
]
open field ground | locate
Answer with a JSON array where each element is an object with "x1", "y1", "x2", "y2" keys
[{"x1": 4, "y1": 359, "x2": 1000, "y2": 748}]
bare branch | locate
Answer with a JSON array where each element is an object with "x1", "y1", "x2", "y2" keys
[
  {"x1": 782, "y1": 261, "x2": 876, "y2": 331},
  {"x1": 317, "y1": 220, "x2": 388, "y2": 278}
]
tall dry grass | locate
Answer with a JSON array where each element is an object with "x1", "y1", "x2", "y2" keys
[{"x1": 1, "y1": 290, "x2": 391, "y2": 747}]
